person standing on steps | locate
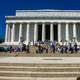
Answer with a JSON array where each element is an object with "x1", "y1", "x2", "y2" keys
[{"x1": 77, "y1": 76, "x2": 80, "y2": 80}]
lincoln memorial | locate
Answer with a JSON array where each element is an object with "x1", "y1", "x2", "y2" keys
[{"x1": 5, "y1": 9, "x2": 80, "y2": 45}]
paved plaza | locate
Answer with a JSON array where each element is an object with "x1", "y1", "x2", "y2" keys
[{"x1": 0, "y1": 57, "x2": 80, "y2": 64}]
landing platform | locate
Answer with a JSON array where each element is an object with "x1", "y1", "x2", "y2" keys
[{"x1": 0, "y1": 57, "x2": 80, "y2": 64}]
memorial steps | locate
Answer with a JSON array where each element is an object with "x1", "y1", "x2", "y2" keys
[
  {"x1": 0, "y1": 77, "x2": 76, "y2": 80},
  {"x1": 0, "y1": 63, "x2": 79, "y2": 80}
]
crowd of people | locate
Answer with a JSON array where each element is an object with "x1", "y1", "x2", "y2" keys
[
  {"x1": 0, "y1": 39, "x2": 80, "y2": 54},
  {"x1": 32, "y1": 40, "x2": 79, "y2": 54}
]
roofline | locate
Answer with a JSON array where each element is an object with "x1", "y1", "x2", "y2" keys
[{"x1": 16, "y1": 9, "x2": 80, "y2": 12}]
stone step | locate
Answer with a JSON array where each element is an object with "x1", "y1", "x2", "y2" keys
[
  {"x1": 0, "y1": 71, "x2": 80, "y2": 77},
  {"x1": 0, "y1": 66, "x2": 80, "y2": 72},
  {"x1": 0, "y1": 76, "x2": 76, "y2": 80},
  {"x1": 0, "y1": 63, "x2": 79, "y2": 79},
  {"x1": 0, "y1": 63, "x2": 80, "y2": 67}
]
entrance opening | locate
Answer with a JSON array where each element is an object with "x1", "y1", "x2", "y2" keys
[
  {"x1": 54, "y1": 24, "x2": 58, "y2": 41},
  {"x1": 45, "y1": 24, "x2": 50, "y2": 41},
  {"x1": 38, "y1": 24, "x2": 42, "y2": 41}
]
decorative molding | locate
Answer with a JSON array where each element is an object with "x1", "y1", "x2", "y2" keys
[
  {"x1": 6, "y1": 9, "x2": 80, "y2": 23},
  {"x1": 15, "y1": 10, "x2": 80, "y2": 17}
]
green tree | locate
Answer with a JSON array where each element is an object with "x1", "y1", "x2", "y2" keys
[{"x1": 0, "y1": 38, "x2": 4, "y2": 43}]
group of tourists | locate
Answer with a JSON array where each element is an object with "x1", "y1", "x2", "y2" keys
[
  {"x1": 33, "y1": 40, "x2": 79, "y2": 54},
  {"x1": 0, "y1": 38, "x2": 80, "y2": 54}
]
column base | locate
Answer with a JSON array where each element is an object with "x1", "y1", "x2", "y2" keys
[
  {"x1": 1, "y1": 42, "x2": 20, "y2": 46},
  {"x1": 1, "y1": 41, "x2": 80, "y2": 46}
]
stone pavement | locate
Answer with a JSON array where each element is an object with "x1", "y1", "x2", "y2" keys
[
  {"x1": 0, "y1": 57, "x2": 79, "y2": 80},
  {"x1": 0, "y1": 57, "x2": 80, "y2": 63}
]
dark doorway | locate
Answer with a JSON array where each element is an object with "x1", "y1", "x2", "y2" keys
[
  {"x1": 54, "y1": 24, "x2": 58, "y2": 41},
  {"x1": 45, "y1": 24, "x2": 50, "y2": 41},
  {"x1": 38, "y1": 24, "x2": 42, "y2": 41}
]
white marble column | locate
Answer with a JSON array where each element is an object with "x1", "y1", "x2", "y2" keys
[
  {"x1": 8, "y1": 24, "x2": 11, "y2": 42},
  {"x1": 73, "y1": 23, "x2": 76, "y2": 38},
  {"x1": 5, "y1": 23, "x2": 8, "y2": 42},
  {"x1": 34, "y1": 23, "x2": 38, "y2": 42},
  {"x1": 50, "y1": 23, "x2": 54, "y2": 41},
  {"x1": 65, "y1": 23, "x2": 69, "y2": 41},
  {"x1": 11, "y1": 23, "x2": 15, "y2": 42},
  {"x1": 58, "y1": 23, "x2": 61, "y2": 42},
  {"x1": 26, "y1": 23, "x2": 30, "y2": 44},
  {"x1": 19, "y1": 23, "x2": 22, "y2": 42},
  {"x1": 42, "y1": 23, "x2": 45, "y2": 42}
]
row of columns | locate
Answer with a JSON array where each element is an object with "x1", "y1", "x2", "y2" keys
[{"x1": 5, "y1": 22, "x2": 77, "y2": 44}]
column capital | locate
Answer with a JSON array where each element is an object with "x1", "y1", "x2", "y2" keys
[
  {"x1": 34, "y1": 22, "x2": 38, "y2": 25},
  {"x1": 50, "y1": 22, "x2": 54, "y2": 25},
  {"x1": 57, "y1": 22, "x2": 63, "y2": 24},
  {"x1": 70, "y1": 22, "x2": 77, "y2": 24},
  {"x1": 65, "y1": 23, "x2": 69, "y2": 26},
  {"x1": 64, "y1": 22, "x2": 70, "y2": 24},
  {"x1": 27, "y1": 22, "x2": 30, "y2": 25},
  {"x1": 73, "y1": 22, "x2": 77, "y2": 24},
  {"x1": 50, "y1": 23, "x2": 53, "y2": 25},
  {"x1": 65, "y1": 22, "x2": 69, "y2": 24},
  {"x1": 42, "y1": 22, "x2": 45, "y2": 24},
  {"x1": 58, "y1": 23, "x2": 61, "y2": 25},
  {"x1": 33, "y1": 22, "x2": 38, "y2": 24},
  {"x1": 6, "y1": 23, "x2": 9, "y2": 25}
]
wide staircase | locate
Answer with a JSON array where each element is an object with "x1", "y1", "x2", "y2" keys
[{"x1": 0, "y1": 63, "x2": 79, "y2": 80}]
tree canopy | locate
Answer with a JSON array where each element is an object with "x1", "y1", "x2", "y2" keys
[{"x1": 0, "y1": 38, "x2": 4, "y2": 43}]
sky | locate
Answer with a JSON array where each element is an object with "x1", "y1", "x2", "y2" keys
[{"x1": 0, "y1": 0, "x2": 80, "y2": 39}]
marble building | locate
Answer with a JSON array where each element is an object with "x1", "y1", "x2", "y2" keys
[{"x1": 5, "y1": 9, "x2": 80, "y2": 45}]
